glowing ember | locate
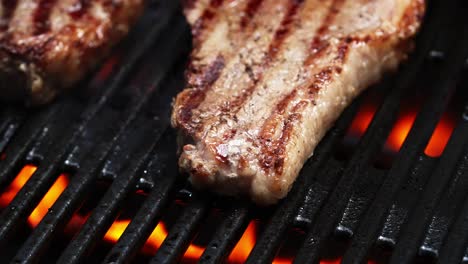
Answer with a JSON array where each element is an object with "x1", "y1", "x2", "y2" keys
[
  {"x1": 0, "y1": 165, "x2": 69, "y2": 228},
  {"x1": 385, "y1": 110, "x2": 418, "y2": 152},
  {"x1": 228, "y1": 221, "x2": 257, "y2": 263},
  {"x1": 348, "y1": 103, "x2": 377, "y2": 137},
  {"x1": 0, "y1": 166, "x2": 399, "y2": 263},
  {"x1": 28, "y1": 174, "x2": 69, "y2": 227},
  {"x1": 424, "y1": 112, "x2": 455, "y2": 157},
  {"x1": 144, "y1": 222, "x2": 170, "y2": 254},
  {"x1": 0, "y1": 165, "x2": 37, "y2": 207},
  {"x1": 273, "y1": 258, "x2": 293, "y2": 264},
  {"x1": 181, "y1": 237, "x2": 205, "y2": 260},
  {"x1": 104, "y1": 220, "x2": 131, "y2": 244}
]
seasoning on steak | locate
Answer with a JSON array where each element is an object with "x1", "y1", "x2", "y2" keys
[
  {"x1": 0, "y1": 0, "x2": 144, "y2": 105},
  {"x1": 173, "y1": 0, "x2": 425, "y2": 205}
]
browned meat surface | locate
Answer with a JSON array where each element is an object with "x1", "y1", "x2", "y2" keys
[
  {"x1": 173, "y1": 0, "x2": 425, "y2": 205},
  {"x1": 0, "y1": 0, "x2": 144, "y2": 105}
]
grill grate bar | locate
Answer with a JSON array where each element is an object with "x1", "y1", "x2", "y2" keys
[
  {"x1": 375, "y1": 156, "x2": 436, "y2": 249},
  {"x1": 199, "y1": 204, "x2": 250, "y2": 264},
  {"x1": 150, "y1": 197, "x2": 211, "y2": 264},
  {"x1": 438, "y1": 195, "x2": 468, "y2": 264},
  {"x1": 56, "y1": 126, "x2": 171, "y2": 264},
  {"x1": 294, "y1": 158, "x2": 344, "y2": 229},
  {"x1": 103, "y1": 133, "x2": 179, "y2": 264},
  {"x1": 419, "y1": 122, "x2": 468, "y2": 258},
  {"x1": 0, "y1": 104, "x2": 63, "y2": 188},
  {"x1": 336, "y1": 167, "x2": 387, "y2": 237},
  {"x1": 0, "y1": 109, "x2": 24, "y2": 154}
]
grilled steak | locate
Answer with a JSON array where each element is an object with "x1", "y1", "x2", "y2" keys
[
  {"x1": 0, "y1": 0, "x2": 144, "y2": 105},
  {"x1": 173, "y1": 0, "x2": 425, "y2": 204}
]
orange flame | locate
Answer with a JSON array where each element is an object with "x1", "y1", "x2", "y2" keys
[
  {"x1": 0, "y1": 165, "x2": 37, "y2": 207},
  {"x1": 28, "y1": 174, "x2": 69, "y2": 227},
  {"x1": 273, "y1": 259, "x2": 293, "y2": 264},
  {"x1": 424, "y1": 113, "x2": 455, "y2": 157},
  {"x1": 0, "y1": 166, "x2": 386, "y2": 263},
  {"x1": 228, "y1": 221, "x2": 257, "y2": 263},
  {"x1": 385, "y1": 110, "x2": 418, "y2": 152},
  {"x1": 0, "y1": 165, "x2": 69, "y2": 228},
  {"x1": 321, "y1": 259, "x2": 342, "y2": 264},
  {"x1": 348, "y1": 103, "x2": 377, "y2": 137},
  {"x1": 103, "y1": 219, "x2": 204, "y2": 258}
]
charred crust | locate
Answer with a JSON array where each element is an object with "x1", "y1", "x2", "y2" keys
[
  {"x1": 0, "y1": 48, "x2": 56, "y2": 105},
  {"x1": 191, "y1": 0, "x2": 224, "y2": 42},
  {"x1": 240, "y1": 0, "x2": 264, "y2": 29},
  {"x1": 176, "y1": 54, "x2": 225, "y2": 135},
  {"x1": 0, "y1": 51, "x2": 30, "y2": 102}
]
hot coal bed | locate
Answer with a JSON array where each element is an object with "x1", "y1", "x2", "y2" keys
[{"x1": 1, "y1": 0, "x2": 468, "y2": 263}]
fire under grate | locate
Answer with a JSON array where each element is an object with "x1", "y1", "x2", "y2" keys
[{"x1": 0, "y1": 0, "x2": 468, "y2": 263}]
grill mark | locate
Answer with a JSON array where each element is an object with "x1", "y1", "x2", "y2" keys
[
  {"x1": 220, "y1": 0, "x2": 305, "y2": 133},
  {"x1": 305, "y1": 0, "x2": 346, "y2": 65},
  {"x1": 33, "y1": 0, "x2": 58, "y2": 35},
  {"x1": 263, "y1": 67, "x2": 333, "y2": 180},
  {"x1": 178, "y1": 54, "x2": 225, "y2": 134},
  {"x1": 199, "y1": 0, "x2": 305, "y2": 165},
  {"x1": 0, "y1": 0, "x2": 18, "y2": 30},
  {"x1": 266, "y1": 0, "x2": 304, "y2": 61},
  {"x1": 258, "y1": 0, "x2": 347, "y2": 174},
  {"x1": 273, "y1": 101, "x2": 307, "y2": 171},
  {"x1": 240, "y1": 0, "x2": 264, "y2": 28},
  {"x1": 261, "y1": 89, "x2": 297, "y2": 134},
  {"x1": 335, "y1": 36, "x2": 352, "y2": 62},
  {"x1": 191, "y1": 0, "x2": 224, "y2": 40},
  {"x1": 68, "y1": 0, "x2": 92, "y2": 19}
]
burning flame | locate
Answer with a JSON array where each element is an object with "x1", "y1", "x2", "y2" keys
[
  {"x1": 385, "y1": 109, "x2": 455, "y2": 157},
  {"x1": 348, "y1": 103, "x2": 377, "y2": 137},
  {"x1": 385, "y1": 110, "x2": 418, "y2": 152},
  {"x1": 103, "y1": 219, "x2": 204, "y2": 258},
  {"x1": 28, "y1": 174, "x2": 69, "y2": 227},
  {"x1": 0, "y1": 165, "x2": 37, "y2": 207},
  {"x1": 228, "y1": 221, "x2": 257, "y2": 263},
  {"x1": 0, "y1": 165, "x2": 404, "y2": 263},
  {"x1": 0, "y1": 165, "x2": 69, "y2": 228},
  {"x1": 424, "y1": 113, "x2": 455, "y2": 157}
]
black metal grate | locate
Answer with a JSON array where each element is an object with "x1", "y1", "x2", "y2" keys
[{"x1": 1, "y1": 0, "x2": 468, "y2": 263}]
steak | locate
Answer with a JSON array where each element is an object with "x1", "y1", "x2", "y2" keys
[
  {"x1": 173, "y1": 0, "x2": 425, "y2": 204},
  {"x1": 0, "y1": 0, "x2": 144, "y2": 105}
]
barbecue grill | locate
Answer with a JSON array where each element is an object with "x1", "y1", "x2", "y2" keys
[{"x1": 1, "y1": 0, "x2": 468, "y2": 263}]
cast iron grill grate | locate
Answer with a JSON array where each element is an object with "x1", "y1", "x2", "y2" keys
[{"x1": 0, "y1": 0, "x2": 467, "y2": 263}]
